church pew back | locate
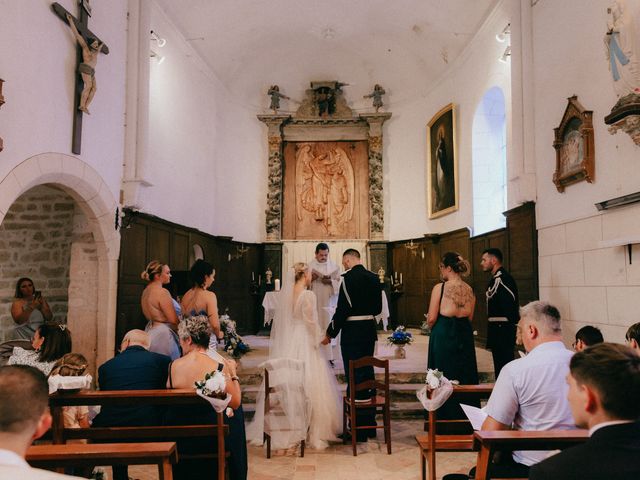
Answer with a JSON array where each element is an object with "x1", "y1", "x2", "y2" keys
[
  {"x1": 472, "y1": 429, "x2": 590, "y2": 480},
  {"x1": 49, "y1": 389, "x2": 228, "y2": 480},
  {"x1": 417, "y1": 383, "x2": 494, "y2": 480}
]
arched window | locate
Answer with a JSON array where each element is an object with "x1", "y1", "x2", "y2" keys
[{"x1": 472, "y1": 87, "x2": 507, "y2": 235}]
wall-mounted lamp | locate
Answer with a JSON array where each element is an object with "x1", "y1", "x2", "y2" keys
[
  {"x1": 496, "y1": 23, "x2": 511, "y2": 43},
  {"x1": 404, "y1": 239, "x2": 419, "y2": 256},
  {"x1": 498, "y1": 45, "x2": 511, "y2": 63},
  {"x1": 150, "y1": 50, "x2": 165, "y2": 65},
  {"x1": 150, "y1": 30, "x2": 167, "y2": 47}
]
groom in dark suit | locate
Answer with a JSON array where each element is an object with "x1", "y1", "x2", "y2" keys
[
  {"x1": 323, "y1": 248, "x2": 382, "y2": 442},
  {"x1": 529, "y1": 343, "x2": 640, "y2": 480}
]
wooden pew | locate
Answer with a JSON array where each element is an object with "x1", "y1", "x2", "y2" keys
[
  {"x1": 48, "y1": 389, "x2": 228, "y2": 480},
  {"x1": 472, "y1": 429, "x2": 590, "y2": 480},
  {"x1": 415, "y1": 383, "x2": 494, "y2": 480},
  {"x1": 27, "y1": 442, "x2": 178, "y2": 480}
]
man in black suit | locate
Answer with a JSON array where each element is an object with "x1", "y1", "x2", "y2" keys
[
  {"x1": 323, "y1": 248, "x2": 382, "y2": 442},
  {"x1": 92, "y1": 329, "x2": 171, "y2": 480},
  {"x1": 480, "y1": 248, "x2": 519, "y2": 378},
  {"x1": 529, "y1": 343, "x2": 640, "y2": 480}
]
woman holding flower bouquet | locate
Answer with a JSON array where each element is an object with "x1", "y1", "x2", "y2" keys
[
  {"x1": 247, "y1": 262, "x2": 341, "y2": 451},
  {"x1": 165, "y1": 314, "x2": 247, "y2": 480},
  {"x1": 426, "y1": 252, "x2": 478, "y2": 417}
]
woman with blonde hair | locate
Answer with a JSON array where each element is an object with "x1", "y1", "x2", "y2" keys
[
  {"x1": 426, "y1": 252, "x2": 479, "y2": 416},
  {"x1": 165, "y1": 314, "x2": 246, "y2": 480},
  {"x1": 247, "y1": 262, "x2": 340, "y2": 451},
  {"x1": 141, "y1": 260, "x2": 180, "y2": 360}
]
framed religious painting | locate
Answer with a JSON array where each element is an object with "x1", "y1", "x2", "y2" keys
[
  {"x1": 552, "y1": 95, "x2": 595, "y2": 193},
  {"x1": 427, "y1": 103, "x2": 458, "y2": 218}
]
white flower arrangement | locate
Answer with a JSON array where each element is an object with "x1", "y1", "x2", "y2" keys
[
  {"x1": 219, "y1": 310, "x2": 250, "y2": 358},
  {"x1": 425, "y1": 368, "x2": 443, "y2": 390},
  {"x1": 195, "y1": 370, "x2": 227, "y2": 399},
  {"x1": 195, "y1": 369, "x2": 233, "y2": 415}
]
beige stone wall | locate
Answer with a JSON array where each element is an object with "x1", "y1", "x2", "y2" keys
[
  {"x1": 0, "y1": 185, "x2": 75, "y2": 342},
  {"x1": 538, "y1": 203, "x2": 640, "y2": 345}
]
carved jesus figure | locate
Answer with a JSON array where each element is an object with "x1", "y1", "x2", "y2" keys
[{"x1": 67, "y1": 13, "x2": 103, "y2": 114}]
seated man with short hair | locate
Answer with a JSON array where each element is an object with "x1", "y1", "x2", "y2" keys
[
  {"x1": 573, "y1": 325, "x2": 604, "y2": 352},
  {"x1": 529, "y1": 342, "x2": 640, "y2": 479},
  {"x1": 92, "y1": 329, "x2": 171, "y2": 480},
  {"x1": 0, "y1": 365, "x2": 84, "y2": 479},
  {"x1": 444, "y1": 301, "x2": 575, "y2": 480},
  {"x1": 625, "y1": 322, "x2": 640, "y2": 352}
]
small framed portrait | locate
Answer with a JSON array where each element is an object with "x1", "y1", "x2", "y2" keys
[
  {"x1": 553, "y1": 96, "x2": 595, "y2": 193},
  {"x1": 427, "y1": 103, "x2": 458, "y2": 218}
]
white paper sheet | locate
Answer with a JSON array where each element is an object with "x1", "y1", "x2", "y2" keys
[{"x1": 460, "y1": 403, "x2": 488, "y2": 430}]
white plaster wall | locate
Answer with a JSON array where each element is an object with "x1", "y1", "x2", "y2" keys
[
  {"x1": 532, "y1": 0, "x2": 640, "y2": 230},
  {"x1": 387, "y1": 3, "x2": 514, "y2": 240},
  {"x1": 138, "y1": 2, "x2": 217, "y2": 234},
  {"x1": 533, "y1": 0, "x2": 640, "y2": 343},
  {"x1": 0, "y1": 0, "x2": 128, "y2": 202}
]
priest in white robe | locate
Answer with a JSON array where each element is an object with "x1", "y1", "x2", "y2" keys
[{"x1": 308, "y1": 242, "x2": 341, "y2": 364}]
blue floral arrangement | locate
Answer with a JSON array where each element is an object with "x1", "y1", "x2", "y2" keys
[
  {"x1": 387, "y1": 325, "x2": 413, "y2": 345},
  {"x1": 220, "y1": 311, "x2": 250, "y2": 358}
]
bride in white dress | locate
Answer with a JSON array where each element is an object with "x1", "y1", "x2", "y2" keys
[{"x1": 247, "y1": 262, "x2": 341, "y2": 451}]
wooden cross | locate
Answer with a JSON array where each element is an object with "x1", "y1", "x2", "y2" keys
[{"x1": 52, "y1": 1, "x2": 109, "y2": 155}]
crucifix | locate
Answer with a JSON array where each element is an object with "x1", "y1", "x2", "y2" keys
[{"x1": 52, "y1": 1, "x2": 109, "y2": 155}]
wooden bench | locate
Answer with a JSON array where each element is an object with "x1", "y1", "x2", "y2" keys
[
  {"x1": 27, "y1": 442, "x2": 178, "y2": 480},
  {"x1": 472, "y1": 429, "x2": 590, "y2": 480},
  {"x1": 48, "y1": 389, "x2": 229, "y2": 480},
  {"x1": 416, "y1": 383, "x2": 494, "y2": 480}
]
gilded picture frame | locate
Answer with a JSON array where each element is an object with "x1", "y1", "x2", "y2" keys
[
  {"x1": 552, "y1": 95, "x2": 594, "y2": 193},
  {"x1": 427, "y1": 103, "x2": 458, "y2": 219}
]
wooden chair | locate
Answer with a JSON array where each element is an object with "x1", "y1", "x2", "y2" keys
[
  {"x1": 26, "y1": 442, "x2": 178, "y2": 480},
  {"x1": 343, "y1": 356, "x2": 391, "y2": 456},
  {"x1": 262, "y1": 358, "x2": 308, "y2": 458},
  {"x1": 472, "y1": 429, "x2": 589, "y2": 480},
  {"x1": 416, "y1": 383, "x2": 494, "y2": 480}
]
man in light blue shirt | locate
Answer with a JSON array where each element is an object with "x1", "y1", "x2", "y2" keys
[{"x1": 444, "y1": 301, "x2": 574, "y2": 480}]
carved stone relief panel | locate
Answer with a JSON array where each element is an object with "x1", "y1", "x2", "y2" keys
[{"x1": 282, "y1": 141, "x2": 369, "y2": 239}]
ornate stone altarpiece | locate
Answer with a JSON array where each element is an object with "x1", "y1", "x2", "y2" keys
[{"x1": 258, "y1": 81, "x2": 391, "y2": 242}]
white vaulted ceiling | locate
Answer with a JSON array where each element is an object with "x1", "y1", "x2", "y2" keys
[{"x1": 154, "y1": 0, "x2": 497, "y2": 109}]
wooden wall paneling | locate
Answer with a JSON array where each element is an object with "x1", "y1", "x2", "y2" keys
[
  {"x1": 505, "y1": 202, "x2": 538, "y2": 308},
  {"x1": 172, "y1": 233, "x2": 189, "y2": 271},
  {"x1": 147, "y1": 226, "x2": 171, "y2": 264},
  {"x1": 386, "y1": 205, "x2": 537, "y2": 349}
]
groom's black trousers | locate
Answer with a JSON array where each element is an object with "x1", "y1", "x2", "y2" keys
[{"x1": 342, "y1": 339, "x2": 377, "y2": 434}]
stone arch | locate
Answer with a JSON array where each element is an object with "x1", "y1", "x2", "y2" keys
[
  {"x1": 472, "y1": 86, "x2": 507, "y2": 236},
  {"x1": 0, "y1": 152, "x2": 120, "y2": 370}
]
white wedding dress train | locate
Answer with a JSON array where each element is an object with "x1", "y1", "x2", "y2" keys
[{"x1": 247, "y1": 289, "x2": 341, "y2": 450}]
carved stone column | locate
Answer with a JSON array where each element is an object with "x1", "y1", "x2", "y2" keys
[
  {"x1": 257, "y1": 114, "x2": 291, "y2": 241},
  {"x1": 360, "y1": 113, "x2": 392, "y2": 240}
]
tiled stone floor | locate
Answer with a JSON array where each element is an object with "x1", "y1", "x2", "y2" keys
[{"x1": 96, "y1": 330, "x2": 491, "y2": 480}]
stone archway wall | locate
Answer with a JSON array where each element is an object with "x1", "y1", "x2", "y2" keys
[{"x1": 0, "y1": 153, "x2": 120, "y2": 370}]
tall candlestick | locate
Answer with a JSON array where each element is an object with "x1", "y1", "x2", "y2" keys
[
  {"x1": 252, "y1": 272, "x2": 255, "y2": 281},
  {"x1": 400, "y1": 273, "x2": 403, "y2": 284},
  {"x1": 395, "y1": 272, "x2": 398, "y2": 281},
  {"x1": 274, "y1": 279, "x2": 280, "y2": 291}
]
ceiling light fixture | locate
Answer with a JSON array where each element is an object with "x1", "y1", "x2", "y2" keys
[
  {"x1": 150, "y1": 30, "x2": 167, "y2": 48},
  {"x1": 496, "y1": 23, "x2": 511, "y2": 43},
  {"x1": 498, "y1": 45, "x2": 511, "y2": 63},
  {"x1": 150, "y1": 49, "x2": 165, "y2": 65}
]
